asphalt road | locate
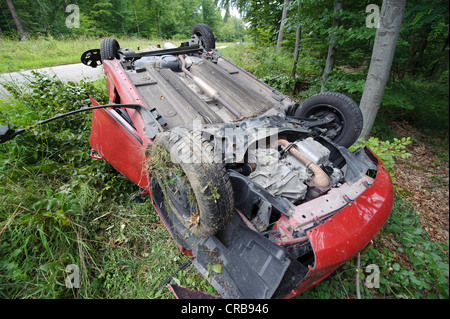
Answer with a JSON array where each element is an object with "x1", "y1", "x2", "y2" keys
[{"x1": 0, "y1": 63, "x2": 104, "y2": 98}]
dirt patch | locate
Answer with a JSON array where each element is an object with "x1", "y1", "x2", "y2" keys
[{"x1": 388, "y1": 121, "x2": 449, "y2": 244}]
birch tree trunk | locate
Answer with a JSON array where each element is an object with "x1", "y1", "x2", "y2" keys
[
  {"x1": 291, "y1": 4, "x2": 302, "y2": 77},
  {"x1": 321, "y1": 1, "x2": 342, "y2": 92},
  {"x1": 359, "y1": 0, "x2": 407, "y2": 141},
  {"x1": 5, "y1": 0, "x2": 26, "y2": 40},
  {"x1": 277, "y1": 0, "x2": 289, "y2": 48},
  {"x1": 291, "y1": 25, "x2": 302, "y2": 77}
]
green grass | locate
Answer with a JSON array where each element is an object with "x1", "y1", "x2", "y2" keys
[
  {"x1": 0, "y1": 73, "x2": 211, "y2": 298},
  {"x1": 0, "y1": 36, "x2": 188, "y2": 74}
]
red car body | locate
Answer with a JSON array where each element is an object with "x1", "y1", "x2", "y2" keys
[{"x1": 88, "y1": 57, "x2": 394, "y2": 299}]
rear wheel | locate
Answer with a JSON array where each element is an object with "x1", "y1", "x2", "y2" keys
[
  {"x1": 294, "y1": 92, "x2": 363, "y2": 148},
  {"x1": 149, "y1": 128, "x2": 234, "y2": 238},
  {"x1": 191, "y1": 23, "x2": 216, "y2": 51},
  {"x1": 100, "y1": 38, "x2": 120, "y2": 61}
]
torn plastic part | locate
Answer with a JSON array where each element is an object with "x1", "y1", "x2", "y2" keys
[
  {"x1": 193, "y1": 217, "x2": 291, "y2": 299},
  {"x1": 276, "y1": 174, "x2": 375, "y2": 240}
]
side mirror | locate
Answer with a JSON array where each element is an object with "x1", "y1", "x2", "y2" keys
[{"x1": 0, "y1": 124, "x2": 24, "y2": 144}]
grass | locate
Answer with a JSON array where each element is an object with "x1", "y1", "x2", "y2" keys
[
  {"x1": 0, "y1": 73, "x2": 211, "y2": 298},
  {"x1": 0, "y1": 36, "x2": 188, "y2": 74}
]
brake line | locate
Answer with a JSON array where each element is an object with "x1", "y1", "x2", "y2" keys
[{"x1": 0, "y1": 103, "x2": 146, "y2": 144}]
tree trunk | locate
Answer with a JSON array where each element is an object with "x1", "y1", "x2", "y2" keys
[
  {"x1": 157, "y1": 9, "x2": 161, "y2": 39},
  {"x1": 277, "y1": 0, "x2": 289, "y2": 48},
  {"x1": 291, "y1": 25, "x2": 302, "y2": 77},
  {"x1": 5, "y1": 0, "x2": 26, "y2": 40},
  {"x1": 359, "y1": 0, "x2": 407, "y2": 141},
  {"x1": 321, "y1": 1, "x2": 342, "y2": 92},
  {"x1": 133, "y1": 2, "x2": 140, "y2": 38},
  {"x1": 291, "y1": 4, "x2": 302, "y2": 77}
]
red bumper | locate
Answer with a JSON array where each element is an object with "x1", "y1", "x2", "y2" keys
[{"x1": 284, "y1": 165, "x2": 393, "y2": 298}]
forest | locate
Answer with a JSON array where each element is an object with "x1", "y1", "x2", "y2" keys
[
  {"x1": 0, "y1": 0, "x2": 448, "y2": 82},
  {"x1": 0, "y1": 0, "x2": 246, "y2": 41},
  {"x1": 0, "y1": 0, "x2": 448, "y2": 300}
]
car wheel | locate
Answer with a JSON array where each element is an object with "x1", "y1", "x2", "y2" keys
[
  {"x1": 191, "y1": 23, "x2": 216, "y2": 51},
  {"x1": 294, "y1": 92, "x2": 363, "y2": 148},
  {"x1": 100, "y1": 38, "x2": 120, "y2": 61},
  {"x1": 150, "y1": 127, "x2": 234, "y2": 238}
]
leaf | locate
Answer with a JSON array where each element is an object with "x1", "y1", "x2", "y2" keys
[
  {"x1": 47, "y1": 198, "x2": 58, "y2": 211},
  {"x1": 211, "y1": 264, "x2": 222, "y2": 274}
]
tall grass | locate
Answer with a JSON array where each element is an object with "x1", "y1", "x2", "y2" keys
[
  {"x1": 0, "y1": 72, "x2": 209, "y2": 298},
  {"x1": 0, "y1": 36, "x2": 187, "y2": 74}
]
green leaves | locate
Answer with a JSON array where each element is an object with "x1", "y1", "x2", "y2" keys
[{"x1": 350, "y1": 136, "x2": 412, "y2": 176}]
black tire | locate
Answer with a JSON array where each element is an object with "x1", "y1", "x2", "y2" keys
[
  {"x1": 294, "y1": 92, "x2": 363, "y2": 148},
  {"x1": 100, "y1": 38, "x2": 120, "y2": 61},
  {"x1": 192, "y1": 23, "x2": 216, "y2": 51},
  {"x1": 150, "y1": 128, "x2": 234, "y2": 238}
]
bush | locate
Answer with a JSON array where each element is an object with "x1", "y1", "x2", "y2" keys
[
  {"x1": 0, "y1": 72, "x2": 212, "y2": 298},
  {"x1": 350, "y1": 137, "x2": 412, "y2": 176}
]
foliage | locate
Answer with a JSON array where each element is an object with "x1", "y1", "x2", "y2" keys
[
  {"x1": 0, "y1": 36, "x2": 157, "y2": 73},
  {"x1": 350, "y1": 137, "x2": 412, "y2": 176},
  {"x1": 0, "y1": 73, "x2": 211, "y2": 298},
  {"x1": 0, "y1": 0, "x2": 246, "y2": 43},
  {"x1": 215, "y1": 16, "x2": 247, "y2": 42}
]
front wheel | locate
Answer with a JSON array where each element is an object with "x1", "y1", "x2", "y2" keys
[
  {"x1": 149, "y1": 128, "x2": 234, "y2": 238},
  {"x1": 294, "y1": 92, "x2": 363, "y2": 148}
]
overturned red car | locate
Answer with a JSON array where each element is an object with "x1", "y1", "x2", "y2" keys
[
  {"x1": 2, "y1": 24, "x2": 393, "y2": 299},
  {"x1": 84, "y1": 24, "x2": 393, "y2": 299}
]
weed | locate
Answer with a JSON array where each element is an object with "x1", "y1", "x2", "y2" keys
[
  {"x1": 350, "y1": 137, "x2": 412, "y2": 177},
  {"x1": 0, "y1": 72, "x2": 210, "y2": 298}
]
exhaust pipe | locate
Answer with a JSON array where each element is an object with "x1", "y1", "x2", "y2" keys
[
  {"x1": 177, "y1": 54, "x2": 243, "y2": 120},
  {"x1": 278, "y1": 139, "x2": 330, "y2": 188}
]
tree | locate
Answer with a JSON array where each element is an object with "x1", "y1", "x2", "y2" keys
[
  {"x1": 321, "y1": 0, "x2": 342, "y2": 92},
  {"x1": 5, "y1": 0, "x2": 26, "y2": 40},
  {"x1": 359, "y1": 0, "x2": 407, "y2": 141},
  {"x1": 277, "y1": 0, "x2": 289, "y2": 48},
  {"x1": 290, "y1": 3, "x2": 301, "y2": 77}
]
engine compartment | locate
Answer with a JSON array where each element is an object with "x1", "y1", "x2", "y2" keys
[{"x1": 248, "y1": 137, "x2": 344, "y2": 204}]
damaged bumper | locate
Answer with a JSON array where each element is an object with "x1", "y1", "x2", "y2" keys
[{"x1": 151, "y1": 149, "x2": 393, "y2": 299}]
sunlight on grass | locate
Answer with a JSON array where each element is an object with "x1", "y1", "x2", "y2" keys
[{"x1": 0, "y1": 37, "x2": 187, "y2": 74}]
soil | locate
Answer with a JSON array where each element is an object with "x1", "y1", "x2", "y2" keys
[{"x1": 387, "y1": 120, "x2": 449, "y2": 244}]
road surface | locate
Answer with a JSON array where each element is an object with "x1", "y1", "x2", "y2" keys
[{"x1": 0, "y1": 63, "x2": 104, "y2": 98}]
